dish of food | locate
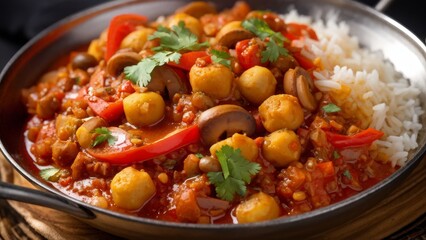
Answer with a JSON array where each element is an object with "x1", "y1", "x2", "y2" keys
[{"x1": 18, "y1": 0, "x2": 423, "y2": 225}]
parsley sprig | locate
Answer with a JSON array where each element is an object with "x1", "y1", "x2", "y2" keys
[
  {"x1": 124, "y1": 21, "x2": 209, "y2": 87},
  {"x1": 210, "y1": 49, "x2": 231, "y2": 68},
  {"x1": 242, "y1": 18, "x2": 289, "y2": 63},
  {"x1": 207, "y1": 145, "x2": 261, "y2": 201},
  {"x1": 322, "y1": 103, "x2": 341, "y2": 113},
  {"x1": 92, "y1": 127, "x2": 116, "y2": 147}
]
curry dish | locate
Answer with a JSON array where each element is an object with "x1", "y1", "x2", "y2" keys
[{"x1": 21, "y1": 1, "x2": 401, "y2": 224}]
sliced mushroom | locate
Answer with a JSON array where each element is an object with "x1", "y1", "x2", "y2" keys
[
  {"x1": 197, "y1": 104, "x2": 256, "y2": 146},
  {"x1": 283, "y1": 67, "x2": 317, "y2": 111},
  {"x1": 296, "y1": 75, "x2": 317, "y2": 111},
  {"x1": 71, "y1": 52, "x2": 98, "y2": 70},
  {"x1": 106, "y1": 51, "x2": 142, "y2": 77},
  {"x1": 215, "y1": 21, "x2": 254, "y2": 48},
  {"x1": 147, "y1": 65, "x2": 188, "y2": 99},
  {"x1": 175, "y1": 1, "x2": 217, "y2": 18}
]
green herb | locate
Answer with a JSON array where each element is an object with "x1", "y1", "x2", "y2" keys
[
  {"x1": 92, "y1": 127, "x2": 116, "y2": 147},
  {"x1": 40, "y1": 168, "x2": 60, "y2": 181},
  {"x1": 207, "y1": 145, "x2": 261, "y2": 201},
  {"x1": 125, "y1": 21, "x2": 209, "y2": 87},
  {"x1": 242, "y1": 18, "x2": 288, "y2": 63},
  {"x1": 343, "y1": 169, "x2": 352, "y2": 179},
  {"x1": 322, "y1": 103, "x2": 341, "y2": 113},
  {"x1": 124, "y1": 51, "x2": 181, "y2": 87},
  {"x1": 73, "y1": 77, "x2": 81, "y2": 85},
  {"x1": 333, "y1": 150, "x2": 340, "y2": 159},
  {"x1": 195, "y1": 153, "x2": 204, "y2": 159},
  {"x1": 210, "y1": 49, "x2": 231, "y2": 68},
  {"x1": 162, "y1": 159, "x2": 177, "y2": 170},
  {"x1": 149, "y1": 22, "x2": 209, "y2": 52}
]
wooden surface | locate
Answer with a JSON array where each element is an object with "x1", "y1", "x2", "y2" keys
[{"x1": 0, "y1": 155, "x2": 425, "y2": 240}]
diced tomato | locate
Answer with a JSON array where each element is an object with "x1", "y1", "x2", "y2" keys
[
  {"x1": 168, "y1": 51, "x2": 210, "y2": 71},
  {"x1": 235, "y1": 39, "x2": 262, "y2": 70},
  {"x1": 86, "y1": 97, "x2": 124, "y2": 122},
  {"x1": 316, "y1": 161, "x2": 335, "y2": 178},
  {"x1": 283, "y1": 23, "x2": 318, "y2": 41},
  {"x1": 105, "y1": 14, "x2": 148, "y2": 61},
  {"x1": 292, "y1": 51, "x2": 316, "y2": 70}
]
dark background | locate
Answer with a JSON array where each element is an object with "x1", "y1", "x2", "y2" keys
[{"x1": 0, "y1": 0, "x2": 425, "y2": 71}]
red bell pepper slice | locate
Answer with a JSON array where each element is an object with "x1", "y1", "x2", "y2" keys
[
  {"x1": 87, "y1": 125, "x2": 200, "y2": 164},
  {"x1": 292, "y1": 51, "x2": 316, "y2": 70},
  {"x1": 87, "y1": 97, "x2": 124, "y2": 122},
  {"x1": 326, "y1": 128, "x2": 384, "y2": 149},
  {"x1": 105, "y1": 14, "x2": 148, "y2": 61},
  {"x1": 168, "y1": 51, "x2": 210, "y2": 71}
]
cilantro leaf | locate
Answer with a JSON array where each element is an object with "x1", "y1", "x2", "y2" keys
[
  {"x1": 92, "y1": 127, "x2": 116, "y2": 147},
  {"x1": 333, "y1": 150, "x2": 340, "y2": 159},
  {"x1": 125, "y1": 21, "x2": 208, "y2": 87},
  {"x1": 242, "y1": 18, "x2": 288, "y2": 63},
  {"x1": 124, "y1": 51, "x2": 181, "y2": 87},
  {"x1": 207, "y1": 172, "x2": 246, "y2": 201},
  {"x1": 207, "y1": 145, "x2": 261, "y2": 201},
  {"x1": 195, "y1": 153, "x2": 204, "y2": 159},
  {"x1": 323, "y1": 103, "x2": 341, "y2": 113},
  {"x1": 210, "y1": 49, "x2": 231, "y2": 68},
  {"x1": 40, "y1": 168, "x2": 60, "y2": 181},
  {"x1": 343, "y1": 169, "x2": 352, "y2": 179},
  {"x1": 149, "y1": 21, "x2": 209, "y2": 52},
  {"x1": 261, "y1": 38, "x2": 289, "y2": 63}
]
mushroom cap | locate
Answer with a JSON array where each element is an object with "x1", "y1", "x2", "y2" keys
[
  {"x1": 197, "y1": 104, "x2": 256, "y2": 146},
  {"x1": 106, "y1": 51, "x2": 142, "y2": 77}
]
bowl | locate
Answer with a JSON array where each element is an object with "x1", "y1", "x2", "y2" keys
[{"x1": 0, "y1": 0, "x2": 425, "y2": 239}]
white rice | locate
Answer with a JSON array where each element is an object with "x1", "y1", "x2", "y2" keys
[{"x1": 282, "y1": 10, "x2": 423, "y2": 167}]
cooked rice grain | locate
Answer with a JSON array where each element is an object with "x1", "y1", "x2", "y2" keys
[{"x1": 282, "y1": 11, "x2": 423, "y2": 166}]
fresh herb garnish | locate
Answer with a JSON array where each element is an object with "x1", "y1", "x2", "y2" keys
[
  {"x1": 92, "y1": 127, "x2": 116, "y2": 147},
  {"x1": 124, "y1": 21, "x2": 208, "y2": 87},
  {"x1": 333, "y1": 150, "x2": 340, "y2": 159},
  {"x1": 40, "y1": 168, "x2": 60, "y2": 181},
  {"x1": 124, "y1": 51, "x2": 181, "y2": 87},
  {"x1": 195, "y1": 153, "x2": 204, "y2": 159},
  {"x1": 207, "y1": 145, "x2": 261, "y2": 201},
  {"x1": 210, "y1": 49, "x2": 231, "y2": 68},
  {"x1": 322, "y1": 103, "x2": 341, "y2": 113},
  {"x1": 149, "y1": 22, "x2": 209, "y2": 52},
  {"x1": 343, "y1": 169, "x2": 352, "y2": 179},
  {"x1": 242, "y1": 18, "x2": 289, "y2": 63}
]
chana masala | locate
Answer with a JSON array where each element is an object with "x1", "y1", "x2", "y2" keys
[{"x1": 22, "y1": 1, "x2": 400, "y2": 224}]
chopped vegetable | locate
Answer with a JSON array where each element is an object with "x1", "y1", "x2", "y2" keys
[
  {"x1": 210, "y1": 49, "x2": 231, "y2": 68},
  {"x1": 92, "y1": 127, "x2": 116, "y2": 147},
  {"x1": 87, "y1": 125, "x2": 200, "y2": 164},
  {"x1": 105, "y1": 14, "x2": 148, "y2": 61},
  {"x1": 343, "y1": 169, "x2": 352, "y2": 179},
  {"x1": 333, "y1": 150, "x2": 340, "y2": 159},
  {"x1": 168, "y1": 51, "x2": 210, "y2": 70},
  {"x1": 326, "y1": 128, "x2": 384, "y2": 149},
  {"x1": 323, "y1": 103, "x2": 341, "y2": 113},
  {"x1": 207, "y1": 145, "x2": 261, "y2": 201},
  {"x1": 40, "y1": 168, "x2": 60, "y2": 181},
  {"x1": 241, "y1": 18, "x2": 288, "y2": 63}
]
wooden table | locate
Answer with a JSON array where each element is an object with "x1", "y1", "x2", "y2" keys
[{"x1": 0, "y1": 155, "x2": 425, "y2": 239}]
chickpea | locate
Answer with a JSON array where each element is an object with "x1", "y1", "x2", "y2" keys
[
  {"x1": 236, "y1": 192, "x2": 280, "y2": 223},
  {"x1": 237, "y1": 66, "x2": 277, "y2": 105},
  {"x1": 110, "y1": 167, "x2": 156, "y2": 210},
  {"x1": 210, "y1": 133, "x2": 258, "y2": 162},
  {"x1": 262, "y1": 129, "x2": 301, "y2": 167},
  {"x1": 258, "y1": 94, "x2": 304, "y2": 132},
  {"x1": 169, "y1": 13, "x2": 203, "y2": 38},
  {"x1": 123, "y1": 92, "x2": 165, "y2": 126},
  {"x1": 183, "y1": 154, "x2": 201, "y2": 177},
  {"x1": 90, "y1": 196, "x2": 109, "y2": 209},
  {"x1": 120, "y1": 28, "x2": 155, "y2": 52},
  {"x1": 189, "y1": 64, "x2": 234, "y2": 99}
]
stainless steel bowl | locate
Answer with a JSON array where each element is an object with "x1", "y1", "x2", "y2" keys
[{"x1": 0, "y1": 0, "x2": 425, "y2": 239}]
